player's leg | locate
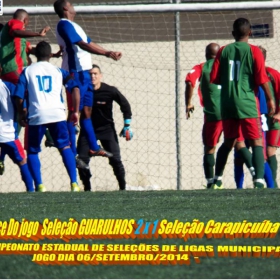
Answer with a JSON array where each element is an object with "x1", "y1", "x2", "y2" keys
[
  {"x1": 243, "y1": 118, "x2": 265, "y2": 188},
  {"x1": 234, "y1": 138, "x2": 254, "y2": 189},
  {"x1": 202, "y1": 120, "x2": 223, "y2": 189},
  {"x1": 77, "y1": 71, "x2": 112, "y2": 157},
  {"x1": 3, "y1": 140, "x2": 34, "y2": 192},
  {"x1": 77, "y1": 131, "x2": 92, "y2": 191},
  {"x1": 27, "y1": 124, "x2": 47, "y2": 192},
  {"x1": 99, "y1": 130, "x2": 126, "y2": 191},
  {"x1": 48, "y1": 121, "x2": 79, "y2": 192},
  {"x1": 212, "y1": 119, "x2": 239, "y2": 189},
  {"x1": 266, "y1": 129, "x2": 280, "y2": 188}
]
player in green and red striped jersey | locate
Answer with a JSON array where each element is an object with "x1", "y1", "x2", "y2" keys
[
  {"x1": 259, "y1": 46, "x2": 280, "y2": 188},
  {"x1": 0, "y1": 9, "x2": 50, "y2": 85},
  {"x1": 210, "y1": 17, "x2": 275, "y2": 189},
  {"x1": 185, "y1": 43, "x2": 223, "y2": 189}
]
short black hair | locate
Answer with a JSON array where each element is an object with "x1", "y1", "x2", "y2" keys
[
  {"x1": 54, "y1": 0, "x2": 67, "y2": 18},
  {"x1": 233, "y1": 18, "x2": 251, "y2": 38},
  {"x1": 13, "y1": 9, "x2": 28, "y2": 20},
  {"x1": 35, "y1": 41, "x2": 52, "y2": 60},
  {"x1": 92, "y1": 64, "x2": 101, "y2": 72}
]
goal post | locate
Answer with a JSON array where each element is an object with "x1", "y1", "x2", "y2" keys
[{"x1": 1, "y1": 1, "x2": 280, "y2": 192}]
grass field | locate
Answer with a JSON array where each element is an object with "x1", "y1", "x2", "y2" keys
[{"x1": 0, "y1": 189, "x2": 280, "y2": 279}]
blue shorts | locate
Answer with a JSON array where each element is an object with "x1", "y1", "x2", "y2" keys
[
  {"x1": 28, "y1": 121, "x2": 70, "y2": 153},
  {"x1": 0, "y1": 139, "x2": 26, "y2": 163},
  {"x1": 67, "y1": 70, "x2": 93, "y2": 111}
]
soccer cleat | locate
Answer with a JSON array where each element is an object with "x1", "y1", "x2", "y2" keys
[
  {"x1": 71, "y1": 182, "x2": 80, "y2": 192},
  {"x1": 37, "y1": 184, "x2": 47, "y2": 192},
  {"x1": 75, "y1": 156, "x2": 89, "y2": 170},
  {"x1": 45, "y1": 140, "x2": 55, "y2": 148},
  {"x1": 89, "y1": 148, "x2": 113, "y2": 158},
  {"x1": 254, "y1": 182, "x2": 266, "y2": 189},
  {"x1": 0, "y1": 161, "x2": 4, "y2": 175},
  {"x1": 254, "y1": 179, "x2": 266, "y2": 189},
  {"x1": 211, "y1": 184, "x2": 224, "y2": 190}
]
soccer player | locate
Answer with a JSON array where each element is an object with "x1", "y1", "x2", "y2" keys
[
  {"x1": 77, "y1": 65, "x2": 133, "y2": 191},
  {"x1": 0, "y1": 9, "x2": 50, "y2": 85},
  {"x1": 14, "y1": 41, "x2": 80, "y2": 192},
  {"x1": 185, "y1": 43, "x2": 223, "y2": 189},
  {"x1": 54, "y1": 0, "x2": 122, "y2": 160},
  {"x1": 259, "y1": 46, "x2": 280, "y2": 188},
  {"x1": 210, "y1": 18, "x2": 275, "y2": 189},
  {"x1": 0, "y1": 66, "x2": 34, "y2": 192},
  {"x1": 186, "y1": 43, "x2": 253, "y2": 189}
]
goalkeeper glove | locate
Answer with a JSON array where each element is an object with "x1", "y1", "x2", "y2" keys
[{"x1": 119, "y1": 119, "x2": 133, "y2": 141}]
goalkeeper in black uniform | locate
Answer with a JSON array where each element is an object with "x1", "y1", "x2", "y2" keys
[{"x1": 77, "y1": 64, "x2": 133, "y2": 191}]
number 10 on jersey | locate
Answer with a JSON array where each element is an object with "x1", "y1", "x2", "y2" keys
[{"x1": 36, "y1": 75, "x2": 52, "y2": 93}]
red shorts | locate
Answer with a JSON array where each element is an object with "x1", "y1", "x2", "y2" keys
[
  {"x1": 223, "y1": 118, "x2": 262, "y2": 140},
  {"x1": 202, "y1": 120, "x2": 223, "y2": 147},
  {"x1": 1, "y1": 71, "x2": 20, "y2": 85},
  {"x1": 266, "y1": 130, "x2": 280, "y2": 147}
]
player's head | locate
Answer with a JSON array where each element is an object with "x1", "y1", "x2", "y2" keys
[
  {"x1": 89, "y1": 64, "x2": 102, "y2": 89},
  {"x1": 35, "y1": 41, "x2": 52, "y2": 61},
  {"x1": 258, "y1": 45, "x2": 267, "y2": 61},
  {"x1": 232, "y1": 18, "x2": 251, "y2": 41},
  {"x1": 54, "y1": 0, "x2": 75, "y2": 19},
  {"x1": 205, "y1": 43, "x2": 220, "y2": 60},
  {"x1": 13, "y1": 9, "x2": 29, "y2": 27}
]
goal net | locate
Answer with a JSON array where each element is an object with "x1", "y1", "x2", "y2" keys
[{"x1": 1, "y1": 0, "x2": 280, "y2": 192}]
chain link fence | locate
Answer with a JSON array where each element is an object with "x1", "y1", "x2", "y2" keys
[{"x1": 1, "y1": 1, "x2": 280, "y2": 192}]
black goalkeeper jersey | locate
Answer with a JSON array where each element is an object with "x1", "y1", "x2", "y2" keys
[{"x1": 91, "y1": 82, "x2": 132, "y2": 132}]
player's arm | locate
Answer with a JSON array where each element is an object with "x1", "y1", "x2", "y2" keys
[
  {"x1": 185, "y1": 64, "x2": 202, "y2": 119},
  {"x1": 11, "y1": 26, "x2": 50, "y2": 38},
  {"x1": 76, "y1": 40, "x2": 122, "y2": 61},
  {"x1": 57, "y1": 21, "x2": 121, "y2": 61},
  {"x1": 112, "y1": 88, "x2": 133, "y2": 140},
  {"x1": 251, "y1": 46, "x2": 275, "y2": 116},
  {"x1": 185, "y1": 82, "x2": 194, "y2": 119}
]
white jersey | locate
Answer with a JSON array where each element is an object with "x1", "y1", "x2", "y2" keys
[
  {"x1": 0, "y1": 80, "x2": 17, "y2": 142},
  {"x1": 56, "y1": 18, "x2": 92, "y2": 72},
  {"x1": 17, "y1": 61, "x2": 66, "y2": 125}
]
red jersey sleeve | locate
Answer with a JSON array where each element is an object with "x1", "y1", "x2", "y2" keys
[
  {"x1": 250, "y1": 45, "x2": 269, "y2": 86},
  {"x1": 266, "y1": 67, "x2": 280, "y2": 100},
  {"x1": 8, "y1": 19, "x2": 24, "y2": 37},
  {"x1": 185, "y1": 64, "x2": 203, "y2": 88},
  {"x1": 210, "y1": 47, "x2": 223, "y2": 84}
]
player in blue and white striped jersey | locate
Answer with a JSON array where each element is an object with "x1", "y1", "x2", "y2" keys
[
  {"x1": 0, "y1": 71, "x2": 34, "y2": 192},
  {"x1": 54, "y1": 0, "x2": 122, "y2": 163},
  {"x1": 14, "y1": 41, "x2": 80, "y2": 192}
]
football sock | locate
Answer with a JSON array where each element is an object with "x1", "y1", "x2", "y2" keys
[
  {"x1": 237, "y1": 147, "x2": 252, "y2": 170},
  {"x1": 214, "y1": 143, "x2": 231, "y2": 186},
  {"x1": 61, "y1": 147, "x2": 77, "y2": 184},
  {"x1": 67, "y1": 122, "x2": 77, "y2": 155},
  {"x1": 19, "y1": 163, "x2": 34, "y2": 192},
  {"x1": 80, "y1": 118, "x2": 99, "y2": 151},
  {"x1": 27, "y1": 153, "x2": 42, "y2": 188},
  {"x1": 252, "y1": 146, "x2": 264, "y2": 181},
  {"x1": 267, "y1": 155, "x2": 278, "y2": 188},
  {"x1": 203, "y1": 153, "x2": 215, "y2": 182},
  {"x1": 264, "y1": 161, "x2": 274, "y2": 188}
]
